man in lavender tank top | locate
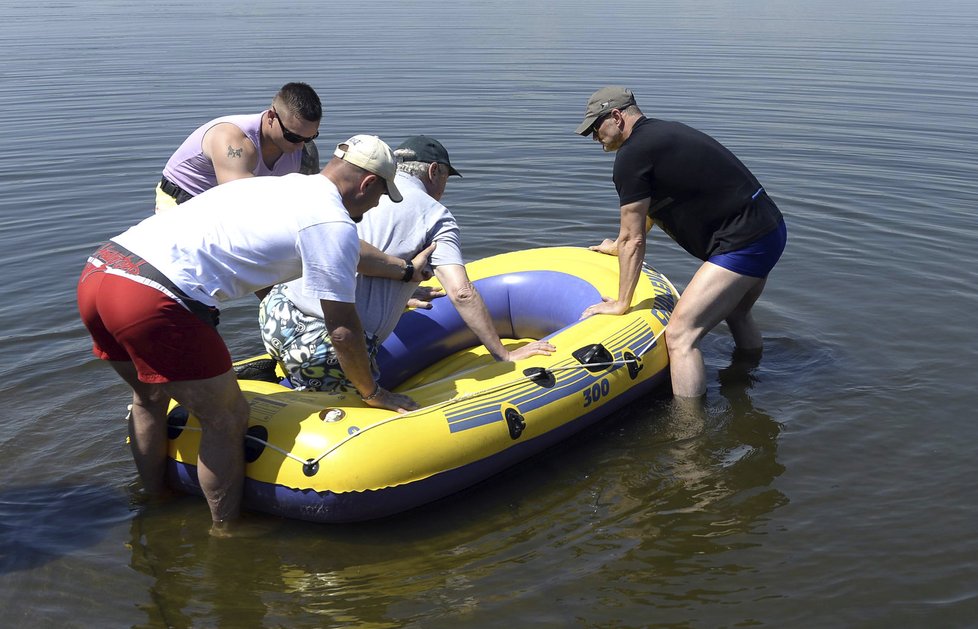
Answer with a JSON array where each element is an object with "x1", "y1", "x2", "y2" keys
[{"x1": 155, "y1": 82, "x2": 323, "y2": 211}]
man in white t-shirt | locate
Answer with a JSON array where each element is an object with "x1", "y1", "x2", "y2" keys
[
  {"x1": 260, "y1": 135, "x2": 555, "y2": 392},
  {"x1": 77, "y1": 135, "x2": 429, "y2": 535}
]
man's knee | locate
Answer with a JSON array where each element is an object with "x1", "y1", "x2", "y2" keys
[
  {"x1": 665, "y1": 322, "x2": 694, "y2": 354},
  {"x1": 198, "y1": 393, "x2": 249, "y2": 438},
  {"x1": 133, "y1": 387, "x2": 171, "y2": 416},
  {"x1": 165, "y1": 372, "x2": 246, "y2": 420}
]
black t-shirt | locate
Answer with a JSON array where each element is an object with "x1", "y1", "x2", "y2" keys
[{"x1": 614, "y1": 117, "x2": 782, "y2": 260}]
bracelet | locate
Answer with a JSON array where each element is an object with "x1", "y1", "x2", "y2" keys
[
  {"x1": 360, "y1": 383, "x2": 381, "y2": 402},
  {"x1": 401, "y1": 261, "x2": 414, "y2": 282}
]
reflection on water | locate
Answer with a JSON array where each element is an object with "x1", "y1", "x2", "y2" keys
[
  {"x1": 130, "y1": 503, "x2": 286, "y2": 628},
  {"x1": 0, "y1": 484, "x2": 131, "y2": 574},
  {"x1": 125, "y1": 349, "x2": 786, "y2": 625},
  {"x1": 4, "y1": 0, "x2": 977, "y2": 623}
]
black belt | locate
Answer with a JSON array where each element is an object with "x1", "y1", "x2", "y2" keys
[
  {"x1": 159, "y1": 175, "x2": 194, "y2": 205},
  {"x1": 91, "y1": 241, "x2": 220, "y2": 327}
]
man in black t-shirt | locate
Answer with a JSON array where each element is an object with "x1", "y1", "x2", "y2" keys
[{"x1": 576, "y1": 86, "x2": 786, "y2": 399}]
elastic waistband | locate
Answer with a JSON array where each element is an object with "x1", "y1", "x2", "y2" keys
[{"x1": 89, "y1": 242, "x2": 219, "y2": 327}]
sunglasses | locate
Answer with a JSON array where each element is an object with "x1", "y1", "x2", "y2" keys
[
  {"x1": 591, "y1": 111, "x2": 615, "y2": 135},
  {"x1": 272, "y1": 107, "x2": 319, "y2": 144}
]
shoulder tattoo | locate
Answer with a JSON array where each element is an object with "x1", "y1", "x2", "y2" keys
[{"x1": 227, "y1": 145, "x2": 243, "y2": 159}]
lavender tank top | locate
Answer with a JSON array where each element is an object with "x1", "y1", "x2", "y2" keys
[{"x1": 161, "y1": 112, "x2": 302, "y2": 196}]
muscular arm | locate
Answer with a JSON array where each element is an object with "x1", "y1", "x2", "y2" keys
[
  {"x1": 357, "y1": 241, "x2": 436, "y2": 282},
  {"x1": 320, "y1": 300, "x2": 374, "y2": 393},
  {"x1": 614, "y1": 198, "x2": 651, "y2": 309},
  {"x1": 201, "y1": 122, "x2": 259, "y2": 185},
  {"x1": 436, "y1": 264, "x2": 554, "y2": 361},
  {"x1": 582, "y1": 198, "x2": 651, "y2": 317},
  {"x1": 320, "y1": 299, "x2": 418, "y2": 412}
]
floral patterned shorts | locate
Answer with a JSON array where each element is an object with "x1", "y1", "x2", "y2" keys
[{"x1": 259, "y1": 285, "x2": 380, "y2": 392}]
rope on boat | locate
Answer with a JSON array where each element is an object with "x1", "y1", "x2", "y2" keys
[
  {"x1": 247, "y1": 437, "x2": 311, "y2": 465},
  {"x1": 163, "y1": 324, "x2": 670, "y2": 469},
  {"x1": 167, "y1": 276, "x2": 676, "y2": 472},
  {"x1": 303, "y1": 323, "x2": 669, "y2": 466},
  {"x1": 164, "y1": 422, "x2": 313, "y2": 466}
]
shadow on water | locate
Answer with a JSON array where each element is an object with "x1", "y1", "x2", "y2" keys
[
  {"x1": 123, "y1": 344, "x2": 793, "y2": 626},
  {"x1": 0, "y1": 483, "x2": 132, "y2": 574}
]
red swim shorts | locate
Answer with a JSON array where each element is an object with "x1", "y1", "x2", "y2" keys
[{"x1": 76, "y1": 261, "x2": 231, "y2": 383}]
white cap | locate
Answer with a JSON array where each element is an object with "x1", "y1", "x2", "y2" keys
[{"x1": 333, "y1": 135, "x2": 403, "y2": 202}]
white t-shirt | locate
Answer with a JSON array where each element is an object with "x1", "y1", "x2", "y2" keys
[
  {"x1": 113, "y1": 173, "x2": 359, "y2": 308},
  {"x1": 282, "y1": 172, "x2": 464, "y2": 341}
]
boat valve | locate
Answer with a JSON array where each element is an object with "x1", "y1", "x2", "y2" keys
[{"x1": 319, "y1": 408, "x2": 345, "y2": 422}]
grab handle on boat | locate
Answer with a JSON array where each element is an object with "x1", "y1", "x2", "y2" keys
[
  {"x1": 167, "y1": 406, "x2": 189, "y2": 439},
  {"x1": 505, "y1": 407, "x2": 526, "y2": 439},
  {"x1": 572, "y1": 344, "x2": 615, "y2": 372},
  {"x1": 622, "y1": 351, "x2": 643, "y2": 380},
  {"x1": 523, "y1": 367, "x2": 556, "y2": 388}
]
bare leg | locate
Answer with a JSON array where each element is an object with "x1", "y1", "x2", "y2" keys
[
  {"x1": 665, "y1": 262, "x2": 767, "y2": 398},
  {"x1": 163, "y1": 369, "x2": 249, "y2": 529},
  {"x1": 666, "y1": 393, "x2": 708, "y2": 440},
  {"x1": 108, "y1": 361, "x2": 170, "y2": 495},
  {"x1": 725, "y1": 278, "x2": 766, "y2": 351}
]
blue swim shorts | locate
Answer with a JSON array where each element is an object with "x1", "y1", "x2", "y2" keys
[{"x1": 708, "y1": 219, "x2": 787, "y2": 278}]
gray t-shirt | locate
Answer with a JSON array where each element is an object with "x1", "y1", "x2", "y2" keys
[{"x1": 282, "y1": 172, "x2": 464, "y2": 341}]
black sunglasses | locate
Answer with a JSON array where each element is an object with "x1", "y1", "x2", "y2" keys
[
  {"x1": 272, "y1": 107, "x2": 319, "y2": 144},
  {"x1": 591, "y1": 111, "x2": 615, "y2": 134}
]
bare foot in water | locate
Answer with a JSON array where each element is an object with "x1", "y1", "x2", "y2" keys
[
  {"x1": 209, "y1": 517, "x2": 279, "y2": 538},
  {"x1": 126, "y1": 480, "x2": 178, "y2": 508}
]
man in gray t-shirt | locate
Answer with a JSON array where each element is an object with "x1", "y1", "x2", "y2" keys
[{"x1": 259, "y1": 135, "x2": 555, "y2": 393}]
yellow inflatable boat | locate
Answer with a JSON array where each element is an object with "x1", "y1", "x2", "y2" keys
[{"x1": 165, "y1": 247, "x2": 679, "y2": 523}]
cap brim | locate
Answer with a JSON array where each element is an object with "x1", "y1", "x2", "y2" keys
[
  {"x1": 575, "y1": 114, "x2": 599, "y2": 136},
  {"x1": 385, "y1": 178, "x2": 403, "y2": 203},
  {"x1": 447, "y1": 165, "x2": 462, "y2": 177}
]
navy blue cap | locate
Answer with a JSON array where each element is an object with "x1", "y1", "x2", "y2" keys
[{"x1": 395, "y1": 135, "x2": 462, "y2": 177}]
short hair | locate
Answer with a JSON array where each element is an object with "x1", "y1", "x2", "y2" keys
[
  {"x1": 274, "y1": 82, "x2": 322, "y2": 122},
  {"x1": 394, "y1": 147, "x2": 431, "y2": 179}
]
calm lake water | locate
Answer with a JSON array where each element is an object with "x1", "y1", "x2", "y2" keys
[{"x1": 2, "y1": 0, "x2": 977, "y2": 626}]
